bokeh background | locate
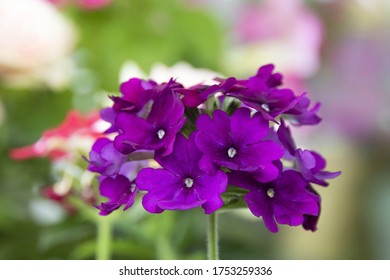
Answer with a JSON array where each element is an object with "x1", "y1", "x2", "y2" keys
[{"x1": 1, "y1": 0, "x2": 389, "y2": 260}]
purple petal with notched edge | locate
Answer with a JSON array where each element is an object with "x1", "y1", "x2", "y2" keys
[
  {"x1": 231, "y1": 108, "x2": 269, "y2": 144},
  {"x1": 155, "y1": 133, "x2": 202, "y2": 177},
  {"x1": 233, "y1": 140, "x2": 284, "y2": 171},
  {"x1": 276, "y1": 119, "x2": 296, "y2": 156},
  {"x1": 296, "y1": 149, "x2": 341, "y2": 186},
  {"x1": 97, "y1": 175, "x2": 136, "y2": 215},
  {"x1": 136, "y1": 168, "x2": 182, "y2": 213},
  {"x1": 196, "y1": 110, "x2": 231, "y2": 145},
  {"x1": 147, "y1": 91, "x2": 184, "y2": 127},
  {"x1": 88, "y1": 138, "x2": 127, "y2": 176},
  {"x1": 195, "y1": 170, "x2": 227, "y2": 214},
  {"x1": 100, "y1": 107, "x2": 117, "y2": 133},
  {"x1": 252, "y1": 160, "x2": 282, "y2": 183},
  {"x1": 245, "y1": 190, "x2": 279, "y2": 233},
  {"x1": 157, "y1": 189, "x2": 205, "y2": 211},
  {"x1": 114, "y1": 113, "x2": 155, "y2": 153}
]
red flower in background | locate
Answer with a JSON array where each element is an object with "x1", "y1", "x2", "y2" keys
[{"x1": 10, "y1": 110, "x2": 103, "y2": 161}]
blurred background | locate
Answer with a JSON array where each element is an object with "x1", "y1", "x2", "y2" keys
[{"x1": 0, "y1": 0, "x2": 389, "y2": 260}]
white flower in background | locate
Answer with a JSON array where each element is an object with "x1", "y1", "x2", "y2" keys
[
  {"x1": 119, "y1": 61, "x2": 223, "y2": 87},
  {"x1": 0, "y1": 0, "x2": 76, "y2": 89}
]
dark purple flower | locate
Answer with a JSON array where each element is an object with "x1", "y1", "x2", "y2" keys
[
  {"x1": 195, "y1": 108, "x2": 284, "y2": 181},
  {"x1": 114, "y1": 90, "x2": 185, "y2": 156},
  {"x1": 100, "y1": 107, "x2": 118, "y2": 134},
  {"x1": 276, "y1": 118, "x2": 296, "y2": 157},
  {"x1": 175, "y1": 77, "x2": 237, "y2": 108},
  {"x1": 296, "y1": 148, "x2": 341, "y2": 187},
  {"x1": 253, "y1": 64, "x2": 283, "y2": 88},
  {"x1": 111, "y1": 78, "x2": 158, "y2": 113},
  {"x1": 225, "y1": 65, "x2": 298, "y2": 122},
  {"x1": 96, "y1": 175, "x2": 137, "y2": 216},
  {"x1": 229, "y1": 170, "x2": 320, "y2": 233},
  {"x1": 136, "y1": 133, "x2": 227, "y2": 214},
  {"x1": 223, "y1": 65, "x2": 321, "y2": 125},
  {"x1": 87, "y1": 138, "x2": 127, "y2": 176},
  {"x1": 284, "y1": 93, "x2": 321, "y2": 125},
  {"x1": 302, "y1": 185, "x2": 321, "y2": 231},
  {"x1": 103, "y1": 78, "x2": 184, "y2": 135}
]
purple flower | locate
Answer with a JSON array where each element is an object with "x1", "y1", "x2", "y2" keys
[
  {"x1": 195, "y1": 108, "x2": 284, "y2": 182},
  {"x1": 135, "y1": 133, "x2": 228, "y2": 214},
  {"x1": 96, "y1": 175, "x2": 137, "y2": 216},
  {"x1": 229, "y1": 170, "x2": 320, "y2": 233},
  {"x1": 283, "y1": 93, "x2": 321, "y2": 125},
  {"x1": 226, "y1": 65, "x2": 299, "y2": 122},
  {"x1": 114, "y1": 90, "x2": 186, "y2": 156},
  {"x1": 296, "y1": 148, "x2": 341, "y2": 187},
  {"x1": 224, "y1": 65, "x2": 321, "y2": 125},
  {"x1": 100, "y1": 107, "x2": 118, "y2": 134},
  {"x1": 175, "y1": 77, "x2": 237, "y2": 108},
  {"x1": 302, "y1": 185, "x2": 321, "y2": 231},
  {"x1": 111, "y1": 78, "x2": 158, "y2": 113},
  {"x1": 253, "y1": 64, "x2": 283, "y2": 88},
  {"x1": 87, "y1": 138, "x2": 127, "y2": 176},
  {"x1": 276, "y1": 118, "x2": 296, "y2": 157}
]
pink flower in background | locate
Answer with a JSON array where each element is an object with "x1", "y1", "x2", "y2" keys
[
  {"x1": 225, "y1": 0, "x2": 323, "y2": 82},
  {"x1": 10, "y1": 110, "x2": 103, "y2": 161},
  {"x1": 317, "y1": 35, "x2": 390, "y2": 139}
]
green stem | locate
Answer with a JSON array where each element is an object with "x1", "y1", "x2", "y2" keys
[
  {"x1": 96, "y1": 217, "x2": 112, "y2": 260},
  {"x1": 207, "y1": 212, "x2": 219, "y2": 260}
]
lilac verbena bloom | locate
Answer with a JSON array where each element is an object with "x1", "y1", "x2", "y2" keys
[
  {"x1": 103, "y1": 78, "x2": 183, "y2": 134},
  {"x1": 225, "y1": 64, "x2": 321, "y2": 125},
  {"x1": 229, "y1": 170, "x2": 320, "y2": 233},
  {"x1": 196, "y1": 107, "x2": 284, "y2": 182},
  {"x1": 96, "y1": 175, "x2": 137, "y2": 215},
  {"x1": 276, "y1": 119, "x2": 341, "y2": 186},
  {"x1": 295, "y1": 148, "x2": 341, "y2": 187},
  {"x1": 112, "y1": 77, "x2": 157, "y2": 113},
  {"x1": 136, "y1": 133, "x2": 228, "y2": 214},
  {"x1": 226, "y1": 64, "x2": 298, "y2": 122},
  {"x1": 114, "y1": 88, "x2": 186, "y2": 156},
  {"x1": 87, "y1": 138, "x2": 127, "y2": 176}
]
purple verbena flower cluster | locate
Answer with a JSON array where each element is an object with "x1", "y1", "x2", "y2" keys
[{"x1": 87, "y1": 64, "x2": 340, "y2": 233}]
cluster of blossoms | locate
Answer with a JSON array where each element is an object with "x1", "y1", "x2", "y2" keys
[{"x1": 87, "y1": 64, "x2": 340, "y2": 233}]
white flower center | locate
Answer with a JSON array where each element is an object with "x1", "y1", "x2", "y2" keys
[
  {"x1": 261, "y1": 103, "x2": 270, "y2": 112},
  {"x1": 130, "y1": 183, "x2": 136, "y2": 193},
  {"x1": 184, "y1": 178, "x2": 194, "y2": 188},
  {"x1": 157, "y1": 129, "x2": 165, "y2": 140},
  {"x1": 227, "y1": 147, "x2": 237, "y2": 158},
  {"x1": 267, "y1": 188, "x2": 275, "y2": 198}
]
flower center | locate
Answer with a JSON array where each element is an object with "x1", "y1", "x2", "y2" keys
[
  {"x1": 227, "y1": 147, "x2": 237, "y2": 158},
  {"x1": 267, "y1": 188, "x2": 275, "y2": 198},
  {"x1": 130, "y1": 183, "x2": 136, "y2": 193},
  {"x1": 184, "y1": 177, "x2": 194, "y2": 188},
  {"x1": 261, "y1": 103, "x2": 270, "y2": 112},
  {"x1": 157, "y1": 129, "x2": 165, "y2": 140}
]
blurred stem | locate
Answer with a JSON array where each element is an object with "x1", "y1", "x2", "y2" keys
[
  {"x1": 96, "y1": 217, "x2": 112, "y2": 260},
  {"x1": 207, "y1": 212, "x2": 219, "y2": 260}
]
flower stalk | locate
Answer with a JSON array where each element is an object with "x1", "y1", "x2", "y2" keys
[
  {"x1": 96, "y1": 217, "x2": 112, "y2": 260},
  {"x1": 207, "y1": 212, "x2": 219, "y2": 260}
]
